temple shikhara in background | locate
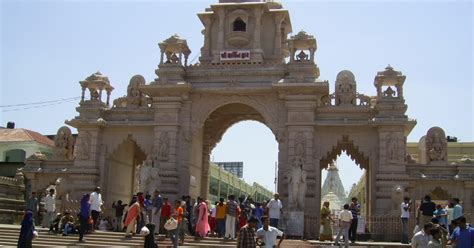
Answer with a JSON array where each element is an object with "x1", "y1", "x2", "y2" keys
[{"x1": 14, "y1": 0, "x2": 473, "y2": 239}]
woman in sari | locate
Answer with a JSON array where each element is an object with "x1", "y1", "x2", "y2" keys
[
  {"x1": 124, "y1": 196, "x2": 140, "y2": 238},
  {"x1": 18, "y1": 210, "x2": 35, "y2": 248},
  {"x1": 78, "y1": 194, "x2": 90, "y2": 242},
  {"x1": 320, "y1": 201, "x2": 335, "y2": 241},
  {"x1": 195, "y1": 197, "x2": 210, "y2": 239}
]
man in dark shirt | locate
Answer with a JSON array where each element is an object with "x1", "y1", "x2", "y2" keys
[
  {"x1": 237, "y1": 216, "x2": 258, "y2": 248},
  {"x1": 349, "y1": 197, "x2": 361, "y2": 243},
  {"x1": 418, "y1": 195, "x2": 436, "y2": 225},
  {"x1": 112, "y1": 200, "x2": 127, "y2": 231}
]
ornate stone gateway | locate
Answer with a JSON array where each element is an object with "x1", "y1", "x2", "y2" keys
[{"x1": 22, "y1": 0, "x2": 474, "y2": 239}]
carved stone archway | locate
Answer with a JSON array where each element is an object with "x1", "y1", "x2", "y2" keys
[{"x1": 23, "y1": 1, "x2": 426, "y2": 240}]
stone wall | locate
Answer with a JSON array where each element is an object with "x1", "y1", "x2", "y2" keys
[{"x1": 0, "y1": 176, "x2": 25, "y2": 224}]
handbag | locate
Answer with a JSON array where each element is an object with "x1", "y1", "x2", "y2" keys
[
  {"x1": 140, "y1": 226, "x2": 150, "y2": 235},
  {"x1": 164, "y1": 217, "x2": 178, "y2": 231},
  {"x1": 32, "y1": 230, "x2": 39, "y2": 239}
]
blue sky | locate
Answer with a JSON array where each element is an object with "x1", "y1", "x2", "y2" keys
[{"x1": 1, "y1": 0, "x2": 472, "y2": 192}]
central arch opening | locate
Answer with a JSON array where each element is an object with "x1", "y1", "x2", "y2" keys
[{"x1": 193, "y1": 103, "x2": 278, "y2": 204}]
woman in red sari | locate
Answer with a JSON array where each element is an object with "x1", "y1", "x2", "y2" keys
[{"x1": 124, "y1": 196, "x2": 140, "y2": 238}]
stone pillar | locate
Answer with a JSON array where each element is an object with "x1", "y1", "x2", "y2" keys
[
  {"x1": 273, "y1": 14, "x2": 284, "y2": 56},
  {"x1": 253, "y1": 8, "x2": 263, "y2": 50},
  {"x1": 201, "y1": 16, "x2": 212, "y2": 57},
  {"x1": 160, "y1": 48, "x2": 165, "y2": 65},
  {"x1": 81, "y1": 86, "x2": 86, "y2": 103},
  {"x1": 153, "y1": 98, "x2": 183, "y2": 200},
  {"x1": 217, "y1": 9, "x2": 225, "y2": 50},
  {"x1": 284, "y1": 95, "x2": 317, "y2": 238}
]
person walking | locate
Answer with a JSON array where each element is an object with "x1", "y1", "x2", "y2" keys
[
  {"x1": 209, "y1": 202, "x2": 217, "y2": 236},
  {"x1": 124, "y1": 196, "x2": 140, "y2": 238},
  {"x1": 411, "y1": 222, "x2": 433, "y2": 248},
  {"x1": 256, "y1": 216, "x2": 284, "y2": 248},
  {"x1": 144, "y1": 223, "x2": 158, "y2": 248},
  {"x1": 433, "y1": 204, "x2": 448, "y2": 229},
  {"x1": 78, "y1": 194, "x2": 90, "y2": 242},
  {"x1": 18, "y1": 210, "x2": 35, "y2": 248},
  {"x1": 171, "y1": 199, "x2": 185, "y2": 246},
  {"x1": 253, "y1": 202, "x2": 264, "y2": 230},
  {"x1": 450, "y1": 216, "x2": 474, "y2": 248},
  {"x1": 25, "y1": 192, "x2": 39, "y2": 225},
  {"x1": 320, "y1": 201, "x2": 335, "y2": 241},
  {"x1": 42, "y1": 188, "x2": 56, "y2": 231},
  {"x1": 112, "y1": 200, "x2": 127, "y2": 232},
  {"x1": 348, "y1": 197, "x2": 361, "y2": 244},
  {"x1": 151, "y1": 190, "x2": 163, "y2": 235},
  {"x1": 267, "y1": 193, "x2": 283, "y2": 228},
  {"x1": 160, "y1": 197, "x2": 172, "y2": 235},
  {"x1": 195, "y1": 197, "x2": 210, "y2": 239},
  {"x1": 401, "y1": 197, "x2": 411, "y2": 244},
  {"x1": 90, "y1": 187, "x2": 103, "y2": 231},
  {"x1": 445, "y1": 202, "x2": 454, "y2": 235},
  {"x1": 237, "y1": 216, "x2": 258, "y2": 248},
  {"x1": 418, "y1": 195, "x2": 436, "y2": 226},
  {"x1": 225, "y1": 195, "x2": 238, "y2": 239},
  {"x1": 452, "y1": 198, "x2": 463, "y2": 222},
  {"x1": 334, "y1": 204, "x2": 353, "y2": 248},
  {"x1": 215, "y1": 197, "x2": 227, "y2": 237}
]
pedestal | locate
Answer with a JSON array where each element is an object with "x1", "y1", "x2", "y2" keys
[{"x1": 282, "y1": 210, "x2": 304, "y2": 237}]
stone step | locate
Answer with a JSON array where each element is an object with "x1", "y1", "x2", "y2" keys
[{"x1": 0, "y1": 224, "x2": 239, "y2": 247}]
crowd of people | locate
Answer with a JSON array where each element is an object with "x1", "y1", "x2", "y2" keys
[
  {"x1": 319, "y1": 197, "x2": 361, "y2": 247},
  {"x1": 319, "y1": 195, "x2": 473, "y2": 248},
  {"x1": 19, "y1": 187, "x2": 473, "y2": 248},
  {"x1": 410, "y1": 195, "x2": 473, "y2": 248},
  {"x1": 19, "y1": 188, "x2": 286, "y2": 248}
]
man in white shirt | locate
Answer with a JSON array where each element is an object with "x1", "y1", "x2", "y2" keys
[
  {"x1": 90, "y1": 186, "x2": 103, "y2": 231},
  {"x1": 335, "y1": 204, "x2": 353, "y2": 248},
  {"x1": 401, "y1": 197, "x2": 411, "y2": 244},
  {"x1": 411, "y1": 222, "x2": 433, "y2": 248},
  {"x1": 267, "y1": 193, "x2": 283, "y2": 228},
  {"x1": 42, "y1": 188, "x2": 56, "y2": 230},
  {"x1": 256, "y1": 216, "x2": 284, "y2": 248}
]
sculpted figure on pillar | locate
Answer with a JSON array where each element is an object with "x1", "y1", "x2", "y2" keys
[
  {"x1": 158, "y1": 132, "x2": 170, "y2": 161},
  {"x1": 289, "y1": 132, "x2": 307, "y2": 209},
  {"x1": 139, "y1": 157, "x2": 161, "y2": 195},
  {"x1": 53, "y1": 126, "x2": 74, "y2": 160},
  {"x1": 426, "y1": 127, "x2": 447, "y2": 162},
  {"x1": 76, "y1": 131, "x2": 91, "y2": 160},
  {"x1": 289, "y1": 156, "x2": 307, "y2": 210},
  {"x1": 386, "y1": 133, "x2": 400, "y2": 162}
]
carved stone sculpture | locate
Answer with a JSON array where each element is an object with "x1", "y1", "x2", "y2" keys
[
  {"x1": 76, "y1": 131, "x2": 91, "y2": 160},
  {"x1": 335, "y1": 70, "x2": 357, "y2": 106},
  {"x1": 426, "y1": 127, "x2": 447, "y2": 162},
  {"x1": 158, "y1": 132, "x2": 170, "y2": 161},
  {"x1": 53, "y1": 126, "x2": 74, "y2": 160},
  {"x1": 139, "y1": 157, "x2": 161, "y2": 194},
  {"x1": 386, "y1": 133, "x2": 399, "y2": 162},
  {"x1": 289, "y1": 156, "x2": 307, "y2": 210},
  {"x1": 127, "y1": 75, "x2": 148, "y2": 107}
]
